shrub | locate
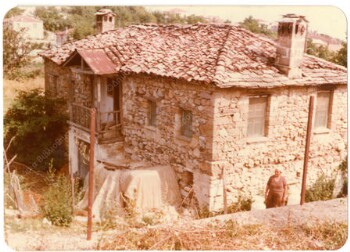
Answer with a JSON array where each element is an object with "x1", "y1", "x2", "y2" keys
[
  {"x1": 305, "y1": 174, "x2": 335, "y2": 202},
  {"x1": 4, "y1": 89, "x2": 68, "y2": 170},
  {"x1": 196, "y1": 195, "x2": 254, "y2": 219},
  {"x1": 41, "y1": 166, "x2": 73, "y2": 226},
  {"x1": 337, "y1": 158, "x2": 348, "y2": 197},
  {"x1": 226, "y1": 195, "x2": 254, "y2": 213}
]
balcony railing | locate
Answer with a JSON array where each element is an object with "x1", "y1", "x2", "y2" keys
[
  {"x1": 70, "y1": 103, "x2": 122, "y2": 142},
  {"x1": 71, "y1": 103, "x2": 91, "y2": 131}
]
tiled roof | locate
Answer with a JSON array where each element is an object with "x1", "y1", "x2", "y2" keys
[{"x1": 40, "y1": 24, "x2": 347, "y2": 88}]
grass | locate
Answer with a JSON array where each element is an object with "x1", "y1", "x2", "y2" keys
[{"x1": 97, "y1": 220, "x2": 348, "y2": 250}]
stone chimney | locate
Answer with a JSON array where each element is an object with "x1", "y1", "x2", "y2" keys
[
  {"x1": 275, "y1": 14, "x2": 308, "y2": 79},
  {"x1": 95, "y1": 9, "x2": 116, "y2": 34}
]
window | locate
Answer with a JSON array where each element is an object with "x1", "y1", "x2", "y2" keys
[
  {"x1": 181, "y1": 109, "x2": 193, "y2": 138},
  {"x1": 48, "y1": 74, "x2": 58, "y2": 96},
  {"x1": 247, "y1": 96, "x2": 268, "y2": 137},
  {"x1": 315, "y1": 91, "x2": 332, "y2": 129},
  {"x1": 148, "y1": 100, "x2": 157, "y2": 126},
  {"x1": 107, "y1": 78, "x2": 117, "y2": 96}
]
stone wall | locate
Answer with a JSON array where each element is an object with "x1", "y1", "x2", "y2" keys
[
  {"x1": 47, "y1": 59, "x2": 347, "y2": 212},
  {"x1": 122, "y1": 74, "x2": 217, "y2": 208},
  {"x1": 44, "y1": 60, "x2": 95, "y2": 106},
  {"x1": 209, "y1": 85, "x2": 347, "y2": 210},
  {"x1": 44, "y1": 59, "x2": 70, "y2": 100}
]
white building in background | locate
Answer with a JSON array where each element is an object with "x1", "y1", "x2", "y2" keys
[{"x1": 3, "y1": 15, "x2": 44, "y2": 40}]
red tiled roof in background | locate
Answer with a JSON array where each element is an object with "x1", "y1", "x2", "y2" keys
[{"x1": 40, "y1": 24, "x2": 347, "y2": 88}]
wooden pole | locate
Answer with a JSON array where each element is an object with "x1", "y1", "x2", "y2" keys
[
  {"x1": 87, "y1": 108, "x2": 96, "y2": 240},
  {"x1": 222, "y1": 165, "x2": 227, "y2": 214},
  {"x1": 300, "y1": 96, "x2": 314, "y2": 205}
]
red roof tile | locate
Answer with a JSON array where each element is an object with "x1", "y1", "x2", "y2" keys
[{"x1": 40, "y1": 24, "x2": 347, "y2": 88}]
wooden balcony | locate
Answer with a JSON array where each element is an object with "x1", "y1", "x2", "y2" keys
[{"x1": 70, "y1": 103, "x2": 122, "y2": 143}]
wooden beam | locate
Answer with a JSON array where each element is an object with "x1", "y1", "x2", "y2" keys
[
  {"x1": 300, "y1": 96, "x2": 314, "y2": 205},
  {"x1": 87, "y1": 108, "x2": 96, "y2": 240}
]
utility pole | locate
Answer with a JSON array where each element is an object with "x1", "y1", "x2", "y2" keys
[
  {"x1": 87, "y1": 108, "x2": 96, "y2": 240},
  {"x1": 300, "y1": 96, "x2": 314, "y2": 205}
]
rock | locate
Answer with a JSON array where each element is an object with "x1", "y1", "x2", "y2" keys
[{"x1": 42, "y1": 218, "x2": 52, "y2": 226}]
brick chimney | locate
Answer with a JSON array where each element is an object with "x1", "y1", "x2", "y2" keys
[
  {"x1": 95, "y1": 9, "x2": 115, "y2": 34},
  {"x1": 275, "y1": 14, "x2": 308, "y2": 79}
]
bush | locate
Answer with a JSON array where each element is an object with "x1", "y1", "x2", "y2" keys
[
  {"x1": 226, "y1": 196, "x2": 254, "y2": 213},
  {"x1": 337, "y1": 158, "x2": 348, "y2": 197},
  {"x1": 305, "y1": 174, "x2": 335, "y2": 202},
  {"x1": 41, "y1": 167, "x2": 73, "y2": 226},
  {"x1": 197, "y1": 195, "x2": 254, "y2": 219},
  {"x1": 4, "y1": 89, "x2": 68, "y2": 170}
]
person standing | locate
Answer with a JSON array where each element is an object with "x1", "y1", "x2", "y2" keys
[{"x1": 265, "y1": 169, "x2": 287, "y2": 208}]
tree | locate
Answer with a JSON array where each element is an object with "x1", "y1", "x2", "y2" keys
[
  {"x1": 34, "y1": 6, "x2": 70, "y2": 32},
  {"x1": 332, "y1": 42, "x2": 347, "y2": 67},
  {"x1": 186, "y1": 14, "x2": 206, "y2": 24},
  {"x1": 5, "y1": 7, "x2": 24, "y2": 18},
  {"x1": 3, "y1": 26, "x2": 42, "y2": 79},
  {"x1": 4, "y1": 89, "x2": 68, "y2": 170},
  {"x1": 240, "y1": 16, "x2": 276, "y2": 38},
  {"x1": 306, "y1": 38, "x2": 336, "y2": 63},
  {"x1": 240, "y1": 16, "x2": 260, "y2": 33}
]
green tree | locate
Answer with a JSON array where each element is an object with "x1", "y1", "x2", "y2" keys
[
  {"x1": 240, "y1": 16, "x2": 276, "y2": 38},
  {"x1": 332, "y1": 42, "x2": 347, "y2": 67},
  {"x1": 5, "y1": 7, "x2": 24, "y2": 18},
  {"x1": 4, "y1": 89, "x2": 68, "y2": 170},
  {"x1": 67, "y1": 6, "x2": 99, "y2": 39},
  {"x1": 306, "y1": 38, "x2": 336, "y2": 62},
  {"x1": 3, "y1": 26, "x2": 42, "y2": 79},
  {"x1": 186, "y1": 14, "x2": 206, "y2": 24},
  {"x1": 34, "y1": 6, "x2": 70, "y2": 32},
  {"x1": 240, "y1": 16, "x2": 260, "y2": 33}
]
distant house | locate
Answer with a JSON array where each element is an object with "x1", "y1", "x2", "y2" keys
[
  {"x1": 3, "y1": 15, "x2": 44, "y2": 40},
  {"x1": 40, "y1": 12, "x2": 347, "y2": 211}
]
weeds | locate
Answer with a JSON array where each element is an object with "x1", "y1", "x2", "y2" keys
[
  {"x1": 337, "y1": 158, "x2": 348, "y2": 197},
  {"x1": 196, "y1": 195, "x2": 254, "y2": 219},
  {"x1": 4, "y1": 171, "x2": 26, "y2": 209},
  {"x1": 40, "y1": 165, "x2": 73, "y2": 227},
  {"x1": 305, "y1": 173, "x2": 335, "y2": 202},
  {"x1": 301, "y1": 221, "x2": 348, "y2": 250},
  {"x1": 97, "y1": 220, "x2": 347, "y2": 250}
]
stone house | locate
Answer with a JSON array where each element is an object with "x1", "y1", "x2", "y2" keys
[{"x1": 40, "y1": 12, "x2": 347, "y2": 211}]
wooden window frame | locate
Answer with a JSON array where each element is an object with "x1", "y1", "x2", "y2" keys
[
  {"x1": 247, "y1": 96, "x2": 269, "y2": 138},
  {"x1": 315, "y1": 91, "x2": 333, "y2": 129}
]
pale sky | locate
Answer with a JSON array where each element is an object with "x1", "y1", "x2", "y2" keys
[
  {"x1": 1, "y1": 2, "x2": 348, "y2": 41},
  {"x1": 146, "y1": 6, "x2": 347, "y2": 41}
]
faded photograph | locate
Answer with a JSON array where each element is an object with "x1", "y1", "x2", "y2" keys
[{"x1": 2, "y1": 5, "x2": 347, "y2": 250}]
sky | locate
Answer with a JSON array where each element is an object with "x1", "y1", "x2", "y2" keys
[
  {"x1": 146, "y1": 6, "x2": 347, "y2": 41},
  {"x1": 0, "y1": 1, "x2": 348, "y2": 41}
]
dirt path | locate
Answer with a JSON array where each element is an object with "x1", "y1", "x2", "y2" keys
[{"x1": 4, "y1": 198, "x2": 348, "y2": 251}]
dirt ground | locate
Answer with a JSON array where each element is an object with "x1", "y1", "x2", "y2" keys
[{"x1": 3, "y1": 197, "x2": 347, "y2": 251}]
